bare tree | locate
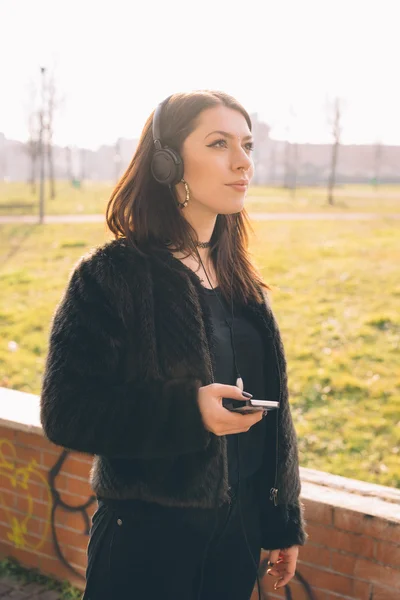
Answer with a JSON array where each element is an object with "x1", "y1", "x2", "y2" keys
[
  {"x1": 291, "y1": 142, "x2": 299, "y2": 199},
  {"x1": 45, "y1": 67, "x2": 65, "y2": 199},
  {"x1": 38, "y1": 66, "x2": 46, "y2": 223},
  {"x1": 266, "y1": 117, "x2": 278, "y2": 186},
  {"x1": 289, "y1": 105, "x2": 299, "y2": 197},
  {"x1": 114, "y1": 138, "x2": 122, "y2": 183},
  {"x1": 65, "y1": 146, "x2": 73, "y2": 182},
  {"x1": 26, "y1": 115, "x2": 39, "y2": 194},
  {"x1": 24, "y1": 83, "x2": 40, "y2": 194},
  {"x1": 80, "y1": 148, "x2": 86, "y2": 183},
  {"x1": 269, "y1": 143, "x2": 277, "y2": 184},
  {"x1": 327, "y1": 96, "x2": 343, "y2": 205},
  {"x1": 24, "y1": 69, "x2": 47, "y2": 212},
  {"x1": 282, "y1": 105, "x2": 299, "y2": 195},
  {"x1": 46, "y1": 73, "x2": 56, "y2": 199},
  {"x1": 24, "y1": 63, "x2": 64, "y2": 204},
  {"x1": 373, "y1": 140, "x2": 383, "y2": 188},
  {"x1": 283, "y1": 137, "x2": 291, "y2": 189},
  {"x1": 282, "y1": 117, "x2": 291, "y2": 189}
]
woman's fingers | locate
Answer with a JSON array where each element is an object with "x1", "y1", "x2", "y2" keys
[
  {"x1": 266, "y1": 549, "x2": 281, "y2": 577},
  {"x1": 272, "y1": 557, "x2": 295, "y2": 589},
  {"x1": 267, "y1": 547, "x2": 298, "y2": 589},
  {"x1": 274, "y1": 567, "x2": 296, "y2": 589}
]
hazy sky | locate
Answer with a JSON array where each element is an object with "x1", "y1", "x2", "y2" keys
[{"x1": 1, "y1": 0, "x2": 399, "y2": 149}]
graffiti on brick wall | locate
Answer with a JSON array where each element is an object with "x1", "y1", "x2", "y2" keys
[
  {"x1": 257, "y1": 556, "x2": 316, "y2": 599},
  {"x1": 0, "y1": 439, "x2": 52, "y2": 550},
  {"x1": 0, "y1": 439, "x2": 95, "y2": 580},
  {"x1": 47, "y1": 448, "x2": 96, "y2": 580}
]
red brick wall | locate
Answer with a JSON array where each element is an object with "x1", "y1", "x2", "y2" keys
[
  {"x1": 1, "y1": 424, "x2": 399, "y2": 598},
  {"x1": 0, "y1": 425, "x2": 94, "y2": 589},
  {"x1": 254, "y1": 498, "x2": 400, "y2": 599}
]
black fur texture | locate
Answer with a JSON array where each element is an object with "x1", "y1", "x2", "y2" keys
[{"x1": 40, "y1": 238, "x2": 308, "y2": 549}]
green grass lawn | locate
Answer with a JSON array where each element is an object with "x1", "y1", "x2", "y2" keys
[
  {"x1": 0, "y1": 216, "x2": 399, "y2": 489},
  {"x1": 248, "y1": 184, "x2": 400, "y2": 213},
  {"x1": 0, "y1": 181, "x2": 112, "y2": 216},
  {"x1": 1, "y1": 181, "x2": 400, "y2": 215}
]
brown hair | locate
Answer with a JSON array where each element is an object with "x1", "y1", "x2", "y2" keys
[{"x1": 106, "y1": 90, "x2": 270, "y2": 305}]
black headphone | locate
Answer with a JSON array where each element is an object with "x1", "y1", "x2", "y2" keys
[{"x1": 151, "y1": 95, "x2": 184, "y2": 186}]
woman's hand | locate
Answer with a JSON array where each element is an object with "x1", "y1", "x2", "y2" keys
[
  {"x1": 197, "y1": 383, "x2": 264, "y2": 436},
  {"x1": 266, "y1": 545, "x2": 299, "y2": 589}
]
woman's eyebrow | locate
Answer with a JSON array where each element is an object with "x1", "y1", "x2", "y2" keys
[{"x1": 204, "y1": 130, "x2": 253, "y2": 141}]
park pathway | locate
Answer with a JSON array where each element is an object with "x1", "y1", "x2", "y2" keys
[{"x1": 0, "y1": 576, "x2": 62, "y2": 599}]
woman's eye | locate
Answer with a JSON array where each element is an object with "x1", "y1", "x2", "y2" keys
[
  {"x1": 208, "y1": 139, "x2": 228, "y2": 149},
  {"x1": 207, "y1": 139, "x2": 255, "y2": 152}
]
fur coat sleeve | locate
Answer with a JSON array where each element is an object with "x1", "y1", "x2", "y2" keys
[
  {"x1": 256, "y1": 406, "x2": 307, "y2": 549},
  {"x1": 40, "y1": 252, "x2": 211, "y2": 459}
]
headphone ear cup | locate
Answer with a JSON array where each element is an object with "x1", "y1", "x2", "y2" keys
[{"x1": 151, "y1": 147, "x2": 184, "y2": 186}]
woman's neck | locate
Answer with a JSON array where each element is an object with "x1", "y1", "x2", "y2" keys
[{"x1": 182, "y1": 203, "x2": 217, "y2": 246}]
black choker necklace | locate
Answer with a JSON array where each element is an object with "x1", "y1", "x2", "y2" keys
[{"x1": 165, "y1": 239, "x2": 212, "y2": 249}]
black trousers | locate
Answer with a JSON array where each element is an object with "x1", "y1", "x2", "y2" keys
[{"x1": 82, "y1": 474, "x2": 262, "y2": 600}]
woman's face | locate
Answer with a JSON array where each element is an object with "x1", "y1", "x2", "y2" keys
[{"x1": 177, "y1": 105, "x2": 254, "y2": 215}]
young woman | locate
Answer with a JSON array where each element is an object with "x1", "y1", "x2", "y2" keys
[{"x1": 40, "y1": 90, "x2": 308, "y2": 600}]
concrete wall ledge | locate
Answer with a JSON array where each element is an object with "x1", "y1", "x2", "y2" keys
[{"x1": 301, "y1": 467, "x2": 400, "y2": 523}]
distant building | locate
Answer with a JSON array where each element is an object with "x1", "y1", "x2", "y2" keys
[
  {"x1": 0, "y1": 127, "x2": 399, "y2": 184},
  {"x1": 249, "y1": 114, "x2": 400, "y2": 185}
]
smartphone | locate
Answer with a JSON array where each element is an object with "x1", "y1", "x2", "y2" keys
[{"x1": 223, "y1": 398, "x2": 280, "y2": 415}]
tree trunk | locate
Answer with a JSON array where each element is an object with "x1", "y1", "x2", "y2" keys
[
  {"x1": 66, "y1": 146, "x2": 73, "y2": 183},
  {"x1": 80, "y1": 148, "x2": 85, "y2": 183},
  {"x1": 283, "y1": 141, "x2": 291, "y2": 188},
  {"x1": 327, "y1": 97, "x2": 341, "y2": 206},
  {"x1": 29, "y1": 155, "x2": 37, "y2": 195},
  {"x1": 291, "y1": 143, "x2": 298, "y2": 199},
  {"x1": 328, "y1": 140, "x2": 339, "y2": 205},
  {"x1": 269, "y1": 144, "x2": 276, "y2": 185},
  {"x1": 373, "y1": 142, "x2": 382, "y2": 188},
  {"x1": 47, "y1": 144, "x2": 56, "y2": 199}
]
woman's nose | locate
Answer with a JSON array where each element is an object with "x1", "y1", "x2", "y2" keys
[
  {"x1": 232, "y1": 146, "x2": 253, "y2": 173},
  {"x1": 234, "y1": 151, "x2": 253, "y2": 173}
]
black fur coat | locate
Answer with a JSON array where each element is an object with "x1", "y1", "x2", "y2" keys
[{"x1": 40, "y1": 238, "x2": 308, "y2": 550}]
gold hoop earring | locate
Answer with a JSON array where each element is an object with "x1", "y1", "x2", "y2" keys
[{"x1": 178, "y1": 178, "x2": 189, "y2": 209}]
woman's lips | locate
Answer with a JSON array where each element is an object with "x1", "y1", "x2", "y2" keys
[{"x1": 226, "y1": 183, "x2": 248, "y2": 192}]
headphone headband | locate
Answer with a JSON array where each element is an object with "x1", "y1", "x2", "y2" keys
[{"x1": 152, "y1": 95, "x2": 172, "y2": 151}]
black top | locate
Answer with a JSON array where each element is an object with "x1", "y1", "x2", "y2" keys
[{"x1": 200, "y1": 286, "x2": 271, "y2": 485}]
